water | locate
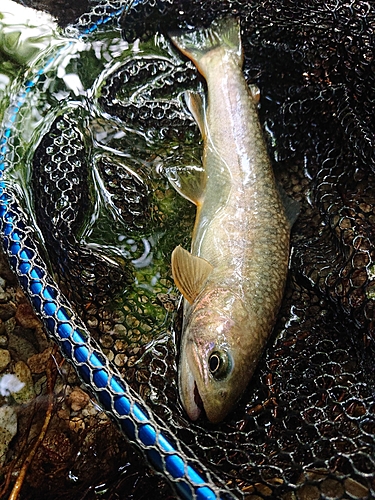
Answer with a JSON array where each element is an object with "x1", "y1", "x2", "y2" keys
[{"x1": 0, "y1": 1, "x2": 202, "y2": 350}]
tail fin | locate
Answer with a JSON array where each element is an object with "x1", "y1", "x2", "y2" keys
[{"x1": 169, "y1": 17, "x2": 242, "y2": 76}]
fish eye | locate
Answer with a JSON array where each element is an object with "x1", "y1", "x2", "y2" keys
[{"x1": 208, "y1": 351, "x2": 230, "y2": 379}]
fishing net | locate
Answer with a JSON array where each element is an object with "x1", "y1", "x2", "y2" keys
[{"x1": 1, "y1": 0, "x2": 375, "y2": 498}]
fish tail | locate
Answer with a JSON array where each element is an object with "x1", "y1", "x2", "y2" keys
[{"x1": 170, "y1": 17, "x2": 242, "y2": 76}]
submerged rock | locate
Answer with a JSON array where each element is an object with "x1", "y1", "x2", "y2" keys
[
  {"x1": 0, "y1": 405, "x2": 17, "y2": 467},
  {"x1": 12, "y1": 360, "x2": 35, "y2": 405},
  {"x1": 0, "y1": 349, "x2": 10, "y2": 371}
]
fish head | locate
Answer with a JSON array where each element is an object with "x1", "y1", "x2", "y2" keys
[{"x1": 179, "y1": 289, "x2": 256, "y2": 423}]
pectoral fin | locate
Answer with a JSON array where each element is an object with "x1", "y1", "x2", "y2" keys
[
  {"x1": 165, "y1": 164, "x2": 206, "y2": 205},
  {"x1": 185, "y1": 91, "x2": 206, "y2": 139},
  {"x1": 165, "y1": 91, "x2": 207, "y2": 205},
  {"x1": 171, "y1": 245, "x2": 213, "y2": 304}
]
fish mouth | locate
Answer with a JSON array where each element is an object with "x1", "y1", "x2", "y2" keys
[
  {"x1": 180, "y1": 354, "x2": 204, "y2": 421},
  {"x1": 184, "y1": 375, "x2": 203, "y2": 421},
  {"x1": 193, "y1": 381, "x2": 204, "y2": 415},
  {"x1": 180, "y1": 340, "x2": 211, "y2": 421}
]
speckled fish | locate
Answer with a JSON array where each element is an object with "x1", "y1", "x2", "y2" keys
[{"x1": 169, "y1": 18, "x2": 298, "y2": 423}]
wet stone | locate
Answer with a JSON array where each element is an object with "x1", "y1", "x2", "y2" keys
[
  {"x1": 15, "y1": 301, "x2": 42, "y2": 329},
  {"x1": 0, "y1": 290, "x2": 11, "y2": 304},
  {"x1": 12, "y1": 360, "x2": 35, "y2": 404},
  {"x1": 99, "y1": 334, "x2": 114, "y2": 349},
  {"x1": 0, "y1": 302, "x2": 17, "y2": 321},
  {"x1": 297, "y1": 484, "x2": 320, "y2": 500},
  {"x1": 67, "y1": 387, "x2": 90, "y2": 412},
  {"x1": 255, "y1": 483, "x2": 273, "y2": 496},
  {"x1": 27, "y1": 347, "x2": 53, "y2": 374},
  {"x1": 114, "y1": 353, "x2": 128, "y2": 367},
  {"x1": 320, "y1": 478, "x2": 345, "y2": 498},
  {"x1": 8, "y1": 328, "x2": 38, "y2": 362},
  {"x1": 0, "y1": 405, "x2": 17, "y2": 467},
  {"x1": 113, "y1": 324, "x2": 127, "y2": 336},
  {"x1": 343, "y1": 478, "x2": 369, "y2": 498},
  {"x1": 69, "y1": 415, "x2": 86, "y2": 433},
  {"x1": 4, "y1": 317, "x2": 16, "y2": 336},
  {"x1": 0, "y1": 349, "x2": 11, "y2": 371}
]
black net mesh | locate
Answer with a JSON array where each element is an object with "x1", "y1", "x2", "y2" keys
[{"x1": 2, "y1": 0, "x2": 375, "y2": 498}]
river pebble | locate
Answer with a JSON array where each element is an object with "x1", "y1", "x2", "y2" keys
[
  {"x1": 12, "y1": 360, "x2": 36, "y2": 404},
  {"x1": 0, "y1": 302, "x2": 17, "y2": 321},
  {"x1": 0, "y1": 348, "x2": 10, "y2": 371},
  {"x1": 0, "y1": 405, "x2": 17, "y2": 467}
]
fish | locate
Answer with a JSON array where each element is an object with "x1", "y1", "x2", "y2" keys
[{"x1": 169, "y1": 17, "x2": 298, "y2": 423}]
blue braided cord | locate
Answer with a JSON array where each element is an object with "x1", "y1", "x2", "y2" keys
[
  {"x1": 80, "y1": 7, "x2": 126, "y2": 34},
  {"x1": 75, "y1": 0, "x2": 132, "y2": 35},
  {"x1": 0, "y1": 5, "x2": 236, "y2": 500}
]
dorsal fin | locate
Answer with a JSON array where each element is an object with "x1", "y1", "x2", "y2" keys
[{"x1": 171, "y1": 246, "x2": 213, "y2": 304}]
